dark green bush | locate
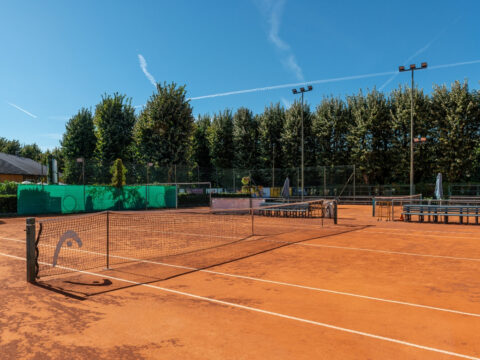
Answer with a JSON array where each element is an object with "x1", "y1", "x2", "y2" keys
[
  {"x1": 0, "y1": 181, "x2": 18, "y2": 195},
  {"x1": 0, "y1": 195, "x2": 17, "y2": 213}
]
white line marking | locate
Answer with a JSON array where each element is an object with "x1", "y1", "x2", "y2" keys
[
  {"x1": 363, "y1": 229, "x2": 480, "y2": 241},
  {"x1": 0, "y1": 251, "x2": 478, "y2": 360},
  {"x1": 2, "y1": 236, "x2": 480, "y2": 318}
]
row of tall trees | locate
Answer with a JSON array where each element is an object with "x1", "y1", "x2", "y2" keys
[{"x1": 3, "y1": 80, "x2": 479, "y2": 185}]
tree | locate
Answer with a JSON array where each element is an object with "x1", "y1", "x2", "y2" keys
[
  {"x1": 192, "y1": 114, "x2": 212, "y2": 169},
  {"x1": 312, "y1": 97, "x2": 350, "y2": 167},
  {"x1": 0, "y1": 138, "x2": 21, "y2": 155},
  {"x1": 430, "y1": 80, "x2": 480, "y2": 183},
  {"x1": 94, "y1": 93, "x2": 136, "y2": 182},
  {"x1": 110, "y1": 158, "x2": 126, "y2": 188},
  {"x1": 389, "y1": 86, "x2": 432, "y2": 184},
  {"x1": 134, "y1": 82, "x2": 194, "y2": 181},
  {"x1": 347, "y1": 89, "x2": 393, "y2": 185},
  {"x1": 19, "y1": 144, "x2": 43, "y2": 161},
  {"x1": 61, "y1": 108, "x2": 97, "y2": 184},
  {"x1": 207, "y1": 110, "x2": 234, "y2": 169},
  {"x1": 281, "y1": 101, "x2": 314, "y2": 169},
  {"x1": 233, "y1": 107, "x2": 258, "y2": 170},
  {"x1": 257, "y1": 103, "x2": 285, "y2": 186}
]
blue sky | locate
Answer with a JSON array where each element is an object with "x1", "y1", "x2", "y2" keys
[{"x1": 1, "y1": 0, "x2": 479, "y2": 151}]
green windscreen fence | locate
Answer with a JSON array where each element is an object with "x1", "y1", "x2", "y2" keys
[{"x1": 17, "y1": 184, "x2": 176, "y2": 215}]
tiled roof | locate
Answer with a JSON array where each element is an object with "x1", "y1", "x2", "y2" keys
[{"x1": 0, "y1": 152, "x2": 47, "y2": 176}]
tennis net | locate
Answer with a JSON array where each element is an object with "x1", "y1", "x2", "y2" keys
[{"x1": 27, "y1": 199, "x2": 337, "y2": 282}]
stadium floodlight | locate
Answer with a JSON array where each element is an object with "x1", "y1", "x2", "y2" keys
[
  {"x1": 398, "y1": 61, "x2": 428, "y2": 196},
  {"x1": 291, "y1": 85, "x2": 314, "y2": 201}
]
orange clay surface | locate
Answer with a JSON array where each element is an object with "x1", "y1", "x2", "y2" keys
[{"x1": 1, "y1": 205, "x2": 480, "y2": 359}]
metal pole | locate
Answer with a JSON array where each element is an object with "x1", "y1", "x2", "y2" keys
[
  {"x1": 26, "y1": 218, "x2": 36, "y2": 283},
  {"x1": 410, "y1": 70, "x2": 414, "y2": 196},
  {"x1": 353, "y1": 165, "x2": 356, "y2": 200},
  {"x1": 83, "y1": 159, "x2": 85, "y2": 211},
  {"x1": 106, "y1": 211, "x2": 110, "y2": 269},
  {"x1": 301, "y1": 91, "x2": 304, "y2": 201},
  {"x1": 272, "y1": 143, "x2": 275, "y2": 189},
  {"x1": 146, "y1": 165, "x2": 149, "y2": 210}
]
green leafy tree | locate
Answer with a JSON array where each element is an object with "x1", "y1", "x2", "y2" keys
[
  {"x1": 281, "y1": 101, "x2": 314, "y2": 169},
  {"x1": 192, "y1": 114, "x2": 212, "y2": 169},
  {"x1": 389, "y1": 86, "x2": 432, "y2": 183},
  {"x1": 61, "y1": 108, "x2": 97, "y2": 184},
  {"x1": 110, "y1": 158, "x2": 126, "y2": 188},
  {"x1": 0, "y1": 138, "x2": 21, "y2": 155},
  {"x1": 207, "y1": 110, "x2": 234, "y2": 169},
  {"x1": 312, "y1": 97, "x2": 351, "y2": 167},
  {"x1": 134, "y1": 82, "x2": 194, "y2": 181},
  {"x1": 233, "y1": 107, "x2": 258, "y2": 170},
  {"x1": 19, "y1": 143, "x2": 43, "y2": 161},
  {"x1": 257, "y1": 103, "x2": 285, "y2": 186},
  {"x1": 430, "y1": 80, "x2": 480, "y2": 182},
  {"x1": 347, "y1": 90, "x2": 393, "y2": 184},
  {"x1": 94, "y1": 93, "x2": 136, "y2": 182}
]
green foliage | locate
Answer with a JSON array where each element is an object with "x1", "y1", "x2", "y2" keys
[
  {"x1": 258, "y1": 103, "x2": 285, "y2": 171},
  {"x1": 0, "y1": 138, "x2": 21, "y2": 155},
  {"x1": 312, "y1": 97, "x2": 350, "y2": 167},
  {"x1": 192, "y1": 115, "x2": 212, "y2": 168},
  {"x1": 62, "y1": 108, "x2": 97, "y2": 184},
  {"x1": 0, "y1": 181, "x2": 18, "y2": 195},
  {"x1": 281, "y1": 100, "x2": 314, "y2": 168},
  {"x1": 233, "y1": 107, "x2": 258, "y2": 169},
  {"x1": 430, "y1": 81, "x2": 480, "y2": 182},
  {"x1": 110, "y1": 159, "x2": 126, "y2": 188},
  {"x1": 95, "y1": 93, "x2": 136, "y2": 181},
  {"x1": 19, "y1": 144, "x2": 43, "y2": 161},
  {"x1": 208, "y1": 110, "x2": 234, "y2": 169},
  {"x1": 134, "y1": 82, "x2": 194, "y2": 179},
  {"x1": 0, "y1": 195, "x2": 17, "y2": 213}
]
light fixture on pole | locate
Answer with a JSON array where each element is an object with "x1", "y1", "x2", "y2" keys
[
  {"x1": 291, "y1": 85, "x2": 313, "y2": 201},
  {"x1": 399, "y1": 62, "x2": 427, "y2": 196}
]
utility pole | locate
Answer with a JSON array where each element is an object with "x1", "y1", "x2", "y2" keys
[
  {"x1": 399, "y1": 62, "x2": 427, "y2": 196},
  {"x1": 291, "y1": 85, "x2": 313, "y2": 201}
]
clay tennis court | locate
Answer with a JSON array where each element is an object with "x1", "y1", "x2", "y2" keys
[{"x1": 1, "y1": 205, "x2": 480, "y2": 359}]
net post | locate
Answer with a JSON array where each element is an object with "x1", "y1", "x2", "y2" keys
[
  {"x1": 175, "y1": 184, "x2": 178, "y2": 209},
  {"x1": 26, "y1": 218, "x2": 36, "y2": 283},
  {"x1": 372, "y1": 197, "x2": 376, "y2": 217},
  {"x1": 334, "y1": 200, "x2": 338, "y2": 225},
  {"x1": 250, "y1": 197, "x2": 254, "y2": 235},
  {"x1": 106, "y1": 211, "x2": 110, "y2": 269}
]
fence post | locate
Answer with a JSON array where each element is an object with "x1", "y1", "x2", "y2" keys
[
  {"x1": 353, "y1": 165, "x2": 356, "y2": 201},
  {"x1": 334, "y1": 200, "x2": 338, "y2": 225},
  {"x1": 26, "y1": 218, "x2": 36, "y2": 283},
  {"x1": 106, "y1": 211, "x2": 110, "y2": 269}
]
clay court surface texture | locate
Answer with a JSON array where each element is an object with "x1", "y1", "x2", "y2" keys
[{"x1": 1, "y1": 205, "x2": 480, "y2": 360}]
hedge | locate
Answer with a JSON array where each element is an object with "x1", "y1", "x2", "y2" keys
[{"x1": 0, "y1": 195, "x2": 17, "y2": 214}]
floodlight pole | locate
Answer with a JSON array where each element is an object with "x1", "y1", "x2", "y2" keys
[
  {"x1": 399, "y1": 62, "x2": 427, "y2": 196},
  {"x1": 292, "y1": 85, "x2": 313, "y2": 201}
]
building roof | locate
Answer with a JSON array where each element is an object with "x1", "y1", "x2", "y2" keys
[{"x1": 0, "y1": 152, "x2": 47, "y2": 176}]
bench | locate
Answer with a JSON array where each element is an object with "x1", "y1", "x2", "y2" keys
[{"x1": 403, "y1": 204, "x2": 480, "y2": 224}]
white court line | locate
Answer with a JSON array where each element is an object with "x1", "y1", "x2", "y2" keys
[
  {"x1": 362, "y1": 229, "x2": 480, "y2": 241},
  {"x1": 2, "y1": 236, "x2": 480, "y2": 318},
  {"x1": 270, "y1": 239, "x2": 480, "y2": 263},
  {"x1": 0, "y1": 251, "x2": 478, "y2": 360}
]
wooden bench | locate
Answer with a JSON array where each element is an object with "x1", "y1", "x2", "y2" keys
[{"x1": 403, "y1": 204, "x2": 480, "y2": 224}]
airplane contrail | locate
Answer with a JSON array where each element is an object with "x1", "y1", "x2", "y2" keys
[
  {"x1": 6, "y1": 102, "x2": 37, "y2": 118},
  {"x1": 186, "y1": 59, "x2": 480, "y2": 101}
]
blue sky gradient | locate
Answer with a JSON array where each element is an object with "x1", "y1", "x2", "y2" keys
[{"x1": 1, "y1": 0, "x2": 479, "y2": 150}]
